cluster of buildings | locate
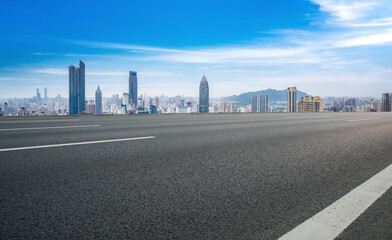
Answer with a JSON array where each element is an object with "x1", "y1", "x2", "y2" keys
[
  {"x1": 68, "y1": 61, "x2": 103, "y2": 115},
  {"x1": 67, "y1": 61, "x2": 210, "y2": 115},
  {"x1": 0, "y1": 89, "x2": 68, "y2": 116},
  {"x1": 251, "y1": 86, "x2": 324, "y2": 113},
  {"x1": 1, "y1": 60, "x2": 391, "y2": 116},
  {"x1": 322, "y1": 94, "x2": 391, "y2": 113},
  {"x1": 284, "y1": 87, "x2": 392, "y2": 113},
  {"x1": 286, "y1": 86, "x2": 324, "y2": 113}
]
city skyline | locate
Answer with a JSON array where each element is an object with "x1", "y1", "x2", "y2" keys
[{"x1": 1, "y1": 0, "x2": 392, "y2": 98}]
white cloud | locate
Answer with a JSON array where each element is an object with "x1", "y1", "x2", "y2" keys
[
  {"x1": 346, "y1": 17, "x2": 392, "y2": 27},
  {"x1": 32, "y1": 52, "x2": 53, "y2": 56},
  {"x1": 310, "y1": 0, "x2": 392, "y2": 27},
  {"x1": 312, "y1": 0, "x2": 378, "y2": 21},
  {"x1": 151, "y1": 47, "x2": 310, "y2": 64},
  {"x1": 68, "y1": 40, "x2": 190, "y2": 54},
  {"x1": 138, "y1": 71, "x2": 181, "y2": 78},
  {"x1": 31, "y1": 68, "x2": 67, "y2": 75},
  {"x1": 334, "y1": 29, "x2": 392, "y2": 47}
]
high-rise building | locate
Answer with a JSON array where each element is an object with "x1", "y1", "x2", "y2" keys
[
  {"x1": 376, "y1": 100, "x2": 383, "y2": 112},
  {"x1": 298, "y1": 96, "x2": 324, "y2": 112},
  {"x1": 382, "y1": 93, "x2": 391, "y2": 112},
  {"x1": 345, "y1": 98, "x2": 356, "y2": 107},
  {"x1": 251, "y1": 95, "x2": 268, "y2": 112},
  {"x1": 123, "y1": 93, "x2": 129, "y2": 105},
  {"x1": 86, "y1": 100, "x2": 96, "y2": 114},
  {"x1": 95, "y1": 86, "x2": 102, "y2": 115},
  {"x1": 287, "y1": 87, "x2": 297, "y2": 112},
  {"x1": 221, "y1": 101, "x2": 227, "y2": 113},
  {"x1": 230, "y1": 102, "x2": 235, "y2": 113},
  {"x1": 129, "y1": 71, "x2": 138, "y2": 107},
  {"x1": 69, "y1": 60, "x2": 86, "y2": 115},
  {"x1": 44, "y1": 87, "x2": 48, "y2": 103},
  {"x1": 199, "y1": 75, "x2": 209, "y2": 113},
  {"x1": 36, "y1": 88, "x2": 41, "y2": 102},
  {"x1": 116, "y1": 94, "x2": 119, "y2": 105},
  {"x1": 153, "y1": 97, "x2": 159, "y2": 108},
  {"x1": 3, "y1": 102, "x2": 8, "y2": 116}
]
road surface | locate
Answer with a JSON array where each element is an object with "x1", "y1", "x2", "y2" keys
[{"x1": 1, "y1": 113, "x2": 391, "y2": 239}]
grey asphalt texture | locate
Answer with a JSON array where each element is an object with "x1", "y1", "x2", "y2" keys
[{"x1": 0, "y1": 112, "x2": 391, "y2": 239}]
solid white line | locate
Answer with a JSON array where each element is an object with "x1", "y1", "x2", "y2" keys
[
  {"x1": 284, "y1": 116, "x2": 330, "y2": 119},
  {"x1": 0, "y1": 136, "x2": 156, "y2": 152},
  {"x1": 0, "y1": 119, "x2": 80, "y2": 123},
  {"x1": 279, "y1": 163, "x2": 392, "y2": 240},
  {"x1": 347, "y1": 118, "x2": 382, "y2": 122},
  {"x1": 0, "y1": 125, "x2": 100, "y2": 132}
]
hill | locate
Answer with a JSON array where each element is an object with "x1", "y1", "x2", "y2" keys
[{"x1": 224, "y1": 88, "x2": 311, "y2": 106}]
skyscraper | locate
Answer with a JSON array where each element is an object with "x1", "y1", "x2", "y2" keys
[
  {"x1": 3, "y1": 102, "x2": 8, "y2": 116},
  {"x1": 95, "y1": 86, "x2": 102, "y2": 115},
  {"x1": 44, "y1": 87, "x2": 48, "y2": 103},
  {"x1": 287, "y1": 87, "x2": 297, "y2": 112},
  {"x1": 69, "y1": 60, "x2": 86, "y2": 115},
  {"x1": 382, "y1": 92, "x2": 392, "y2": 112},
  {"x1": 36, "y1": 88, "x2": 41, "y2": 102},
  {"x1": 199, "y1": 75, "x2": 209, "y2": 113},
  {"x1": 79, "y1": 61, "x2": 86, "y2": 113},
  {"x1": 251, "y1": 95, "x2": 268, "y2": 112},
  {"x1": 129, "y1": 71, "x2": 138, "y2": 107}
]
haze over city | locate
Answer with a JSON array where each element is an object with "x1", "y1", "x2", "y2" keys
[{"x1": 1, "y1": 0, "x2": 392, "y2": 98}]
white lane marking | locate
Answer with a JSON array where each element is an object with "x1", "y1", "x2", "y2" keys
[
  {"x1": 0, "y1": 125, "x2": 100, "y2": 132},
  {"x1": 0, "y1": 119, "x2": 80, "y2": 123},
  {"x1": 0, "y1": 136, "x2": 156, "y2": 152},
  {"x1": 279, "y1": 163, "x2": 392, "y2": 240},
  {"x1": 347, "y1": 118, "x2": 382, "y2": 122},
  {"x1": 284, "y1": 116, "x2": 330, "y2": 119}
]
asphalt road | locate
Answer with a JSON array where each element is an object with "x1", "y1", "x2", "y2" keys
[{"x1": 0, "y1": 112, "x2": 391, "y2": 239}]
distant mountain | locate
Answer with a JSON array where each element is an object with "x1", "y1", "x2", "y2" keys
[{"x1": 224, "y1": 88, "x2": 312, "y2": 105}]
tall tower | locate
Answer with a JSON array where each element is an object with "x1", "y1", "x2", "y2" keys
[
  {"x1": 78, "y1": 60, "x2": 86, "y2": 113},
  {"x1": 251, "y1": 95, "x2": 268, "y2": 112},
  {"x1": 199, "y1": 75, "x2": 209, "y2": 113},
  {"x1": 36, "y1": 88, "x2": 41, "y2": 102},
  {"x1": 4, "y1": 102, "x2": 8, "y2": 116},
  {"x1": 382, "y1": 93, "x2": 392, "y2": 112},
  {"x1": 287, "y1": 87, "x2": 297, "y2": 112},
  {"x1": 44, "y1": 87, "x2": 48, "y2": 103},
  {"x1": 95, "y1": 86, "x2": 102, "y2": 115},
  {"x1": 129, "y1": 71, "x2": 138, "y2": 107},
  {"x1": 69, "y1": 60, "x2": 86, "y2": 115}
]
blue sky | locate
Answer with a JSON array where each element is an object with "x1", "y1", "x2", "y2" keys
[{"x1": 0, "y1": 0, "x2": 392, "y2": 98}]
